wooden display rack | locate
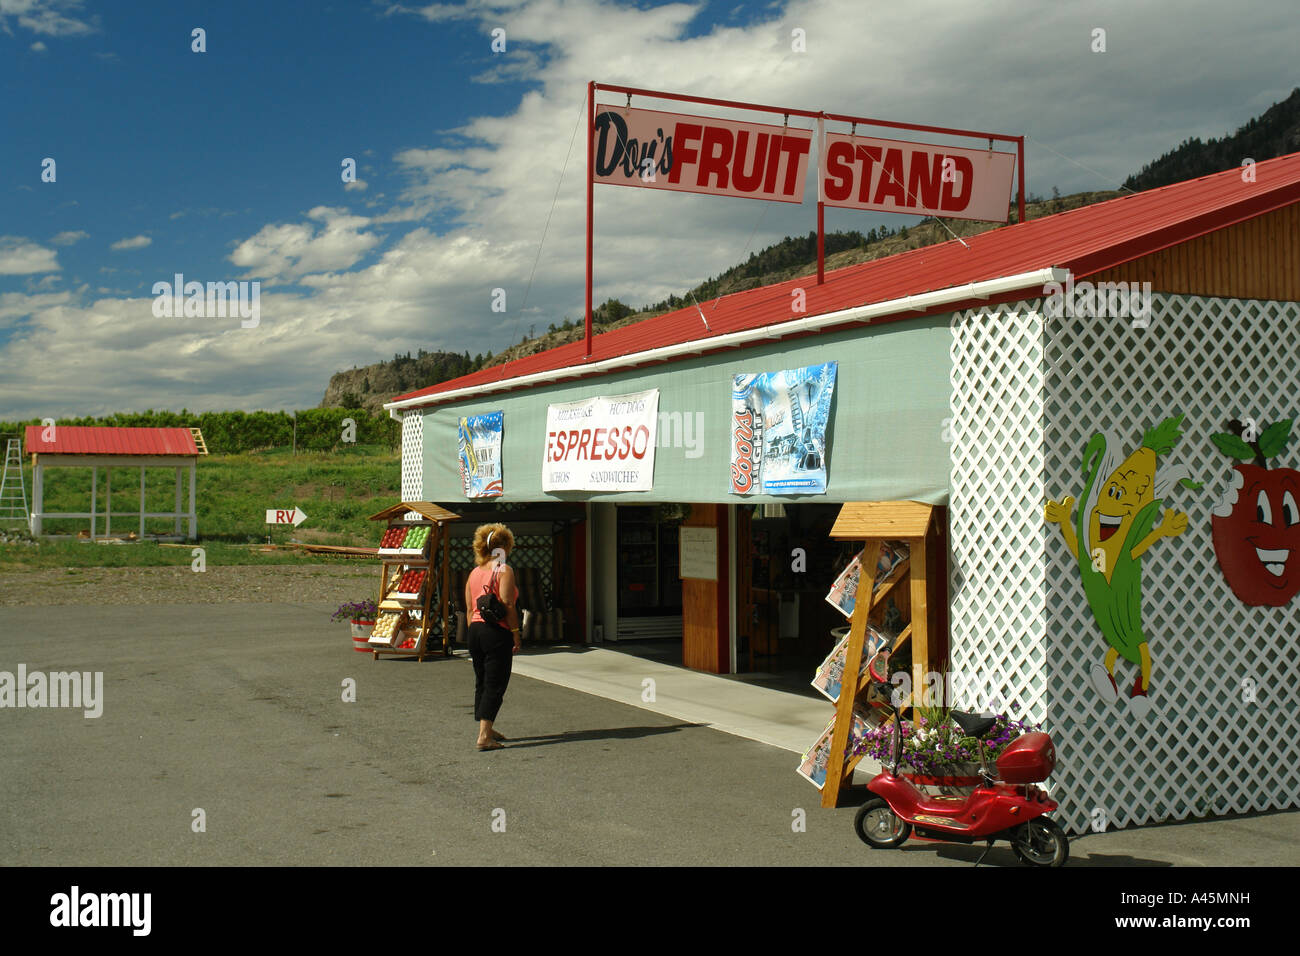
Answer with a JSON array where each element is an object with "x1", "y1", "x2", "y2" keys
[
  {"x1": 367, "y1": 502, "x2": 460, "y2": 660},
  {"x1": 819, "y1": 501, "x2": 944, "y2": 808}
]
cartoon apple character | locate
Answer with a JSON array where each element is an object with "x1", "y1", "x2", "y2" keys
[{"x1": 1210, "y1": 418, "x2": 1300, "y2": 607}]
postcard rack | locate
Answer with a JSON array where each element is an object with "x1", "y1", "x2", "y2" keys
[{"x1": 818, "y1": 501, "x2": 943, "y2": 808}]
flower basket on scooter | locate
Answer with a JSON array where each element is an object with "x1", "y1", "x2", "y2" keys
[
  {"x1": 901, "y1": 762, "x2": 984, "y2": 794},
  {"x1": 863, "y1": 709, "x2": 1040, "y2": 793}
]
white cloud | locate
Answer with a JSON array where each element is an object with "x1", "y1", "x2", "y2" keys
[
  {"x1": 0, "y1": 290, "x2": 69, "y2": 327},
  {"x1": 1, "y1": 0, "x2": 97, "y2": 37},
  {"x1": 2, "y1": 0, "x2": 1297, "y2": 419},
  {"x1": 344, "y1": 179, "x2": 369, "y2": 192},
  {"x1": 0, "y1": 236, "x2": 59, "y2": 274},
  {"x1": 386, "y1": 3, "x2": 471, "y2": 23},
  {"x1": 472, "y1": 48, "x2": 543, "y2": 84},
  {"x1": 110, "y1": 235, "x2": 151, "y2": 251},
  {"x1": 229, "y1": 206, "x2": 381, "y2": 282},
  {"x1": 30, "y1": 40, "x2": 46, "y2": 50},
  {"x1": 51, "y1": 229, "x2": 88, "y2": 245}
]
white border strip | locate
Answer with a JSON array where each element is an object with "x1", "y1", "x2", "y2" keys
[{"x1": 386, "y1": 267, "x2": 1067, "y2": 418}]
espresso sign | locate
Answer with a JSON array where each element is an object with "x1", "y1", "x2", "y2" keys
[
  {"x1": 593, "y1": 106, "x2": 813, "y2": 204},
  {"x1": 542, "y1": 389, "x2": 660, "y2": 492},
  {"x1": 822, "y1": 133, "x2": 1016, "y2": 222}
]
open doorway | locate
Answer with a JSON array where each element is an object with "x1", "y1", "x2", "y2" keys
[
  {"x1": 605, "y1": 504, "x2": 684, "y2": 662},
  {"x1": 736, "y1": 503, "x2": 861, "y2": 691}
]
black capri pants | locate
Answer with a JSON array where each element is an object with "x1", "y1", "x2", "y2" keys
[{"x1": 468, "y1": 620, "x2": 514, "y2": 721}]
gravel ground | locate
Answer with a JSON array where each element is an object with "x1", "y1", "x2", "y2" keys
[{"x1": 0, "y1": 564, "x2": 378, "y2": 607}]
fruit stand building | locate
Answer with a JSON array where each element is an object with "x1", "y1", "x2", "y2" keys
[{"x1": 388, "y1": 152, "x2": 1300, "y2": 834}]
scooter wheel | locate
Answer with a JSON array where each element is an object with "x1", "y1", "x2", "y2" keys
[
  {"x1": 854, "y1": 798, "x2": 911, "y2": 849},
  {"x1": 1010, "y1": 817, "x2": 1069, "y2": 867}
]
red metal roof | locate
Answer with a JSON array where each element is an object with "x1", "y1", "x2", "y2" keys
[
  {"x1": 393, "y1": 151, "x2": 1300, "y2": 407},
  {"x1": 25, "y1": 426, "x2": 200, "y2": 456}
]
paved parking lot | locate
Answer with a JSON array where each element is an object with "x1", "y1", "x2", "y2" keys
[{"x1": 2, "y1": 602, "x2": 1296, "y2": 866}]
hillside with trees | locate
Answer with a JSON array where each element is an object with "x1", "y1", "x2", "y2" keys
[{"x1": 1124, "y1": 87, "x2": 1300, "y2": 191}]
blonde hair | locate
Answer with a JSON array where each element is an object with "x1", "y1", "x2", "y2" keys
[{"x1": 472, "y1": 523, "x2": 514, "y2": 565}]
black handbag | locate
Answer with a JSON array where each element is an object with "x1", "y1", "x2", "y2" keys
[{"x1": 476, "y1": 566, "x2": 507, "y2": 626}]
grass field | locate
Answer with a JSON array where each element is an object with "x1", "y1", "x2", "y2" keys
[{"x1": 0, "y1": 443, "x2": 403, "y2": 567}]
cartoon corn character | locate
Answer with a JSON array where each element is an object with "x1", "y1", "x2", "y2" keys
[{"x1": 1044, "y1": 415, "x2": 1200, "y2": 718}]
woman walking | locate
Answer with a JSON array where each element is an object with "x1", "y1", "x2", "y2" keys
[{"x1": 464, "y1": 523, "x2": 521, "y2": 751}]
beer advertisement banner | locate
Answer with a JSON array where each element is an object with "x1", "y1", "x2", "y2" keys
[
  {"x1": 730, "y1": 362, "x2": 836, "y2": 495},
  {"x1": 592, "y1": 106, "x2": 813, "y2": 204},
  {"x1": 821, "y1": 132, "x2": 1016, "y2": 222},
  {"x1": 543, "y1": 389, "x2": 660, "y2": 492},
  {"x1": 458, "y1": 411, "x2": 504, "y2": 499}
]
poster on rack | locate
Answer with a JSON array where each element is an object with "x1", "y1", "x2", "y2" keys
[
  {"x1": 543, "y1": 389, "x2": 659, "y2": 492},
  {"x1": 730, "y1": 362, "x2": 836, "y2": 495},
  {"x1": 811, "y1": 625, "x2": 893, "y2": 703},
  {"x1": 796, "y1": 705, "x2": 880, "y2": 790},
  {"x1": 824, "y1": 541, "x2": 910, "y2": 619},
  {"x1": 458, "y1": 411, "x2": 504, "y2": 498}
]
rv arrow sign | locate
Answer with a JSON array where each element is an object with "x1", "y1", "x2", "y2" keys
[{"x1": 266, "y1": 507, "x2": 308, "y2": 527}]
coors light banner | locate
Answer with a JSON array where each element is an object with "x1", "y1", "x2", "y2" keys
[
  {"x1": 592, "y1": 106, "x2": 813, "y2": 203},
  {"x1": 731, "y1": 362, "x2": 837, "y2": 495}
]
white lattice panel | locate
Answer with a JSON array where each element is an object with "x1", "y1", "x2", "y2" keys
[
  {"x1": 949, "y1": 301, "x2": 1049, "y2": 727},
  {"x1": 952, "y1": 293, "x2": 1300, "y2": 836},
  {"x1": 401, "y1": 411, "x2": 423, "y2": 503}
]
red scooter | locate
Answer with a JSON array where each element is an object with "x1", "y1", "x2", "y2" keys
[{"x1": 854, "y1": 682, "x2": 1069, "y2": 866}]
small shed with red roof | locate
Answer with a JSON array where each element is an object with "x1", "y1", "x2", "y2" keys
[{"x1": 25, "y1": 425, "x2": 208, "y2": 540}]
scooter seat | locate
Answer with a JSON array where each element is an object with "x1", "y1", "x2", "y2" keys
[{"x1": 950, "y1": 710, "x2": 998, "y2": 739}]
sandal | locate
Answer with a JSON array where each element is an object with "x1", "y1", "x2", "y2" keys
[{"x1": 477, "y1": 740, "x2": 505, "y2": 751}]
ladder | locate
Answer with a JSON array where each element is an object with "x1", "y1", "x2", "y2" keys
[{"x1": 0, "y1": 437, "x2": 30, "y2": 526}]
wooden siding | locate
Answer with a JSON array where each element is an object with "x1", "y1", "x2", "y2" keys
[
  {"x1": 1089, "y1": 201, "x2": 1300, "y2": 300},
  {"x1": 681, "y1": 504, "x2": 729, "y2": 673}
]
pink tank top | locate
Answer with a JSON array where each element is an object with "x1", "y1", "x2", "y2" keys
[{"x1": 468, "y1": 563, "x2": 505, "y2": 624}]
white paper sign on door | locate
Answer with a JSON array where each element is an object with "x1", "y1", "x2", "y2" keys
[{"x1": 679, "y1": 526, "x2": 718, "y2": 580}]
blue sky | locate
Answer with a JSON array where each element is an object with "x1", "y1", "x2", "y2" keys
[
  {"x1": 5, "y1": 0, "x2": 544, "y2": 301},
  {"x1": 1, "y1": 0, "x2": 1297, "y2": 419}
]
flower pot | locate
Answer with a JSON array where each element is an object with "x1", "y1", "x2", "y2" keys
[
  {"x1": 350, "y1": 620, "x2": 376, "y2": 652},
  {"x1": 902, "y1": 762, "x2": 984, "y2": 794}
]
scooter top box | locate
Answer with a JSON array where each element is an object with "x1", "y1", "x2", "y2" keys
[{"x1": 995, "y1": 731, "x2": 1056, "y2": 784}]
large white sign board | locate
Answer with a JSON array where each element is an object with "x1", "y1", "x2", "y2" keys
[{"x1": 542, "y1": 389, "x2": 659, "y2": 491}]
